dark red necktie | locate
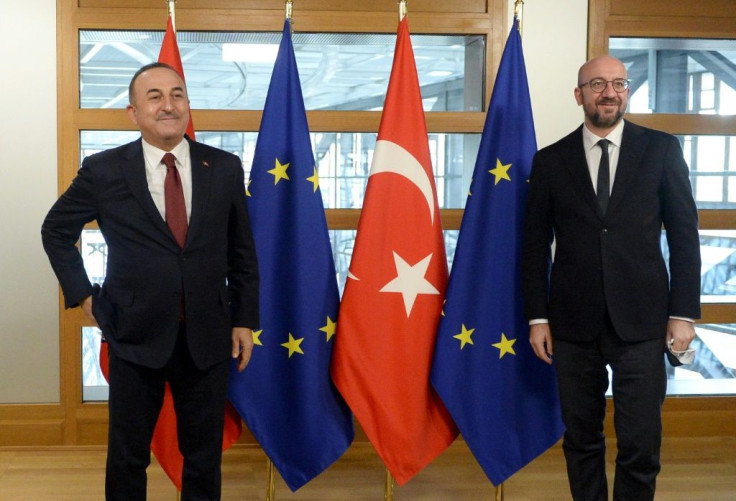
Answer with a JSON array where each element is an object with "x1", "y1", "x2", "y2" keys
[{"x1": 162, "y1": 152, "x2": 188, "y2": 247}]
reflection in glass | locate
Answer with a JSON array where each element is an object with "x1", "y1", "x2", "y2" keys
[
  {"x1": 610, "y1": 37, "x2": 736, "y2": 115},
  {"x1": 80, "y1": 31, "x2": 485, "y2": 112},
  {"x1": 81, "y1": 131, "x2": 480, "y2": 209}
]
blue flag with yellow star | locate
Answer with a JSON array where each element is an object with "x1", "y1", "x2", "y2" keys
[
  {"x1": 430, "y1": 18, "x2": 564, "y2": 486},
  {"x1": 227, "y1": 19, "x2": 354, "y2": 491}
]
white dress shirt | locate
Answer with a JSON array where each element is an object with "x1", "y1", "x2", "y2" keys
[
  {"x1": 582, "y1": 119, "x2": 624, "y2": 196},
  {"x1": 141, "y1": 138, "x2": 192, "y2": 222}
]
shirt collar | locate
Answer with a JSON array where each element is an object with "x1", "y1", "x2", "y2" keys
[
  {"x1": 583, "y1": 119, "x2": 625, "y2": 152},
  {"x1": 141, "y1": 137, "x2": 189, "y2": 167}
]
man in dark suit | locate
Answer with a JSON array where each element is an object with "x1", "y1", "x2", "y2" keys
[
  {"x1": 522, "y1": 55, "x2": 701, "y2": 500},
  {"x1": 42, "y1": 62, "x2": 259, "y2": 500}
]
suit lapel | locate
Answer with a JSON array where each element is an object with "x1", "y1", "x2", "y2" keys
[
  {"x1": 120, "y1": 140, "x2": 174, "y2": 241},
  {"x1": 187, "y1": 139, "x2": 212, "y2": 247},
  {"x1": 560, "y1": 127, "x2": 601, "y2": 216},
  {"x1": 608, "y1": 120, "x2": 647, "y2": 216}
]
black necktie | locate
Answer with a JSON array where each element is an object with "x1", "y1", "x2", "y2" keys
[
  {"x1": 596, "y1": 139, "x2": 610, "y2": 214},
  {"x1": 162, "y1": 152, "x2": 188, "y2": 247}
]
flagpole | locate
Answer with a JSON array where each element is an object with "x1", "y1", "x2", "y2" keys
[
  {"x1": 285, "y1": 0, "x2": 293, "y2": 35},
  {"x1": 166, "y1": 5, "x2": 181, "y2": 497},
  {"x1": 514, "y1": 0, "x2": 524, "y2": 36},
  {"x1": 265, "y1": 457, "x2": 276, "y2": 501},
  {"x1": 384, "y1": 468, "x2": 395, "y2": 501},
  {"x1": 167, "y1": 0, "x2": 176, "y2": 31},
  {"x1": 495, "y1": 482, "x2": 504, "y2": 501},
  {"x1": 378, "y1": 5, "x2": 404, "y2": 501},
  {"x1": 167, "y1": 7, "x2": 179, "y2": 495},
  {"x1": 382, "y1": 13, "x2": 406, "y2": 496}
]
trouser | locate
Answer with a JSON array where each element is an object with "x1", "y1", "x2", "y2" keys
[
  {"x1": 105, "y1": 324, "x2": 230, "y2": 501},
  {"x1": 553, "y1": 320, "x2": 666, "y2": 501}
]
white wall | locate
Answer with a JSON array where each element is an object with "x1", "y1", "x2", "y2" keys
[
  {"x1": 0, "y1": 0, "x2": 588, "y2": 404},
  {"x1": 0, "y1": 0, "x2": 60, "y2": 402},
  {"x1": 508, "y1": 0, "x2": 588, "y2": 148}
]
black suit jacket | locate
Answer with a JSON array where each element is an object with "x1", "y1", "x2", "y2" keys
[
  {"x1": 522, "y1": 120, "x2": 701, "y2": 342},
  {"x1": 42, "y1": 138, "x2": 259, "y2": 369}
]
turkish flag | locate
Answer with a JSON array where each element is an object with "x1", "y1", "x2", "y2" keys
[{"x1": 330, "y1": 17, "x2": 457, "y2": 485}]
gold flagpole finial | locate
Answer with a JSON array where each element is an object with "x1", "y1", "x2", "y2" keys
[
  {"x1": 168, "y1": 0, "x2": 176, "y2": 30},
  {"x1": 286, "y1": 0, "x2": 293, "y2": 20},
  {"x1": 399, "y1": 0, "x2": 407, "y2": 21},
  {"x1": 514, "y1": 0, "x2": 524, "y2": 36}
]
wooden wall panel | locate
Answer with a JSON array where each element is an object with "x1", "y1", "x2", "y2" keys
[
  {"x1": 1, "y1": 399, "x2": 731, "y2": 447},
  {"x1": 608, "y1": 0, "x2": 736, "y2": 18},
  {"x1": 79, "y1": 0, "x2": 489, "y2": 14},
  {"x1": 589, "y1": 0, "x2": 736, "y2": 55},
  {"x1": 0, "y1": 405, "x2": 65, "y2": 446}
]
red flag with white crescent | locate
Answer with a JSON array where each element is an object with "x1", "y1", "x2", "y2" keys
[{"x1": 331, "y1": 17, "x2": 457, "y2": 485}]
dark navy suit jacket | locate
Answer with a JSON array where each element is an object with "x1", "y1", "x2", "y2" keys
[
  {"x1": 42, "y1": 137, "x2": 259, "y2": 369},
  {"x1": 522, "y1": 120, "x2": 701, "y2": 342}
]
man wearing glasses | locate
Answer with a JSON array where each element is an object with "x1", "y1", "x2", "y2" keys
[{"x1": 522, "y1": 55, "x2": 701, "y2": 500}]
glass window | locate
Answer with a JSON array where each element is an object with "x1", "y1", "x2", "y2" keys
[
  {"x1": 697, "y1": 231, "x2": 736, "y2": 304},
  {"x1": 665, "y1": 323, "x2": 736, "y2": 396},
  {"x1": 657, "y1": 230, "x2": 736, "y2": 304},
  {"x1": 80, "y1": 30, "x2": 485, "y2": 112},
  {"x1": 82, "y1": 326, "x2": 108, "y2": 402},
  {"x1": 604, "y1": 322, "x2": 736, "y2": 397},
  {"x1": 674, "y1": 135, "x2": 736, "y2": 210},
  {"x1": 609, "y1": 37, "x2": 736, "y2": 115},
  {"x1": 81, "y1": 131, "x2": 480, "y2": 209},
  {"x1": 80, "y1": 226, "x2": 736, "y2": 397}
]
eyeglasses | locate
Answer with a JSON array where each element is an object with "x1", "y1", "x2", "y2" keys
[{"x1": 578, "y1": 78, "x2": 630, "y2": 93}]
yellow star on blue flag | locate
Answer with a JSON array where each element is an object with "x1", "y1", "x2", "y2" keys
[
  {"x1": 488, "y1": 158, "x2": 511, "y2": 185},
  {"x1": 453, "y1": 324, "x2": 475, "y2": 349},
  {"x1": 281, "y1": 333, "x2": 305, "y2": 357},
  {"x1": 268, "y1": 158, "x2": 290, "y2": 184},
  {"x1": 491, "y1": 333, "x2": 516, "y2": 358}
]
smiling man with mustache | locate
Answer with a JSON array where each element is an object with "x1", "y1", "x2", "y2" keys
[
  {"x1": 42, "y1": 62, "x2": 259, "y2": 500},
  {"x1": 522, "y1": 55, "x2": 701, "y2": 500}
]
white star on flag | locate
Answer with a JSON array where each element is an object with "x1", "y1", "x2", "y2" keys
[{"x1": 380, "y1": 251, "x2": 440, "y2": 317}]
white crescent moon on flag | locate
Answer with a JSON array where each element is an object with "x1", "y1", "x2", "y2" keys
[{"x1": 369, "y1": 139, "x2": 436, "y2": 224}]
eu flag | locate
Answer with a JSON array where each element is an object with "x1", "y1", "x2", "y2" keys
[
  {"x1": 430, "y1": 18, "x2": 564, "y2": 486},
  {"x1": 227, "y1": 19, "x2": 354, "y2": 492}
]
